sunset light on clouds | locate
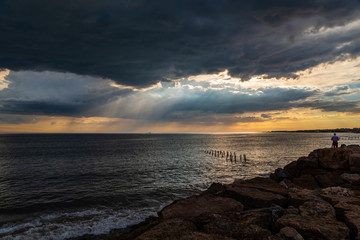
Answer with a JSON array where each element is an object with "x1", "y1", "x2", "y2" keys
[{"x1": 0, "y1": 0, "x2": 359, "y2": 132}]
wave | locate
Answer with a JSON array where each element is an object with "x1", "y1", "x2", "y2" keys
[{"x1": 0, "y1": 203, "x2": 171, "y2": 240}]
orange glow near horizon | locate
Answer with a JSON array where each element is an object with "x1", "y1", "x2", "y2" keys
[
  {"x1": 1, "y1": 56, "x2": 359, "y2": 133},
  {"x1": 0, "y1": 108, "x2": 358, "y2": 133}
]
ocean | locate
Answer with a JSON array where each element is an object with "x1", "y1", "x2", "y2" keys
[{"x1": 0, "y1": 132, "x2": 359, "y2": 239}]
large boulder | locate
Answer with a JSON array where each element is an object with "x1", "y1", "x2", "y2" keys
[
  {"x1": 314, "y1": 172, "x2": 344, "y2": 188},
  {"x1": 235, "y1": 177, "x2": 289, "y2": 196},
  {"x1": 134, "y1": 218, "x2": 234, "y2": 240},
  {"x1": 292, "y1": 174, "x2": 319, "y2": 189},
  {"x1": 276, "y1": 214, "x2": 349, "y2": 240},
  {"x1": 341, "y1": 173, "x2": 360, "y2": 184},
  {"x1": 316, "y1": 148, "x2": 352, "y2": 170},
  {"x1": 277, "y1": 227, "x2": 304, "y2": 240},
  {"x1": 299, "y1": 168, "x2": 328, "y2": 177},
  {"x1": 350, "y1": 153, "x2": 360, "y2": 173},
  {"x1": 333, "y1": 202, "x2": 360, "y2": 240},
  {"x1": 287, "y1": 188, "x2": 322, "y2": 207},
  {"x1": 297, "y1": 156, "x2": 319, "y2": 169},
  {"x1": 223, "y1": 185, "x2": 287, "y2": 209},
  {"x1": 319, "y1": 186, "x2": 360, "y2": 240},
  {"x1": 298, "y1": 200, "x2": 336, "y2": 220},
  {"x1": 237, "y1": 205, "x2": 285, "y2": 229},
  {"x1": 273, "y1": 168, "x2": 292, "y2": 181},
  {"x1": 200, "y1": 213, "x2": 278, "y2": 240},
  {"x1": 223, "y1": 179, "x2": 288, "y2": 209},
  {"x1": 347, "y1": 145, "x2": 360, "y2": 153},
  {"x1": 159, "y1": 194, "x2": 243, "y2": 220},
  {"x1": 284, "y1": 161, "x2": 300, "y2": 178}
]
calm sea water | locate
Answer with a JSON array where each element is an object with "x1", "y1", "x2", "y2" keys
[{"x1": 0, "y1": 133, "x2": 359, "y2": 239}]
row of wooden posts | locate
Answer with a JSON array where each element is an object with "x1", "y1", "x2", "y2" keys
[
  {"x1": 341, "y1": 136, "x2": 360, "y2": 140},
  {"x1": 204, "y1": 150, "x2": 247, "y2": 162}
]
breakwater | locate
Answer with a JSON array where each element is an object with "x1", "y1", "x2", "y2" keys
[{"x1": 105, "y1": 145, "x2": 360, "y2": 240}]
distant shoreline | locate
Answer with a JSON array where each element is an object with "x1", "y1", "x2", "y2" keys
[{"x1": 272, "y1": 128, "x2": 360, "y2": 133}]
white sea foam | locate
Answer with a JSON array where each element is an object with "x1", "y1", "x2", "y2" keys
[{"x1": 0, "y1": 205, "x2": 168, "y2": 240}]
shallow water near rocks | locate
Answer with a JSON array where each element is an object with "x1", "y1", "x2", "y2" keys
[{"x1": 0, "y1": 132, "x2": 358, "y2": 239}]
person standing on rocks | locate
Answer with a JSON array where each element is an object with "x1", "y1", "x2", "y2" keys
[{"x1": 331, "y1": 133, "x2": 340, "y2": 148}]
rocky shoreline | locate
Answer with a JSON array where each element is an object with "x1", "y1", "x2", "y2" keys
[{"x1": 76, "y1": 145, "x2": 360, "y2": 240}]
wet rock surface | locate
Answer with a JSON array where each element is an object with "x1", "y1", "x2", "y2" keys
[{"x1": 99, "y1": 145, "x2": 360, "y2": 240}]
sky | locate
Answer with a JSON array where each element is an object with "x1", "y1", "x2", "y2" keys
[{"x1": 0, "y1": 0, "x2": 360, "y2": 133}]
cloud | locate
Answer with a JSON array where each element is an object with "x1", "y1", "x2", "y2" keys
[
  {"x1": 324, "y1": 85, "x2": 351, "y2": 97},
  {"x1": 0, "y1": 0, "x2": 360, "y2": 86},
  {"x1": 1, "y1": 68, "x2": 359, "y2": 126},
  {"x1": 0, "y1": 71, "x2": 132, "y2": 117},
  {"x1": 297, "y1": 100, "x2": 360, "y2": 113},
  {"x1": 261, "y1": 114, "x2": 271, "y2": 118}
]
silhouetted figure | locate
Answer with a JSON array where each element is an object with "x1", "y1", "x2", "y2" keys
[
  {"x1": 243, "y1": 154, "x2": 247, "y2": 162},
  {"x1": 331, "y1": 133, "x2": 340, "y2": 148}
]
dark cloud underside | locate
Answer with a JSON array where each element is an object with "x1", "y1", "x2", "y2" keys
[{"x1": 1, "y1": 0, "x2": 360, "y2": 86}]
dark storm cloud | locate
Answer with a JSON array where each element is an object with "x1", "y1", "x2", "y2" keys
[
  {"x1": 1, "y1": 0, "x2": 360, "y2": 86},
  {"x1": 0, "y1": 71, "x2": 132, "y2": 117},
  {"x1": 128, "y1": 87, "x2": 318, "y2": 122},
  {"x1": 297, "y1": 100, "x2": 360, "y2": 113},
  {"x1": 169, "y1": 88, "x2": 316, "y2": 115},
  {"x1": 324, "y1": 86, "x2": 351, "y2": 96}
]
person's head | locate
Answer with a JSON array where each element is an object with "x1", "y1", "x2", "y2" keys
[{"x1": 334, "y1": 133, "x2": 336, "y2": 135}]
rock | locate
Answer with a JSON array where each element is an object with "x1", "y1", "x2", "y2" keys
[
  {"x1": 134, "y1": 218, "x2": 197, "y2": 240},
  {"x1": 279, "y1": 180, "x2": 288, "y2": 188},
  {"x1": 223, "y1": 184, "x2": 287, "y2": 209},
  {"x1": 293, "y1": 174, "x2": 319, "y2": 189},
  {"x1": 299, "y1": 168, "x2": 328, "y2": 177},
  {"x1": 284, "y1": 161, "x2": 300, "y2": 178},
  {"x1": 348, "y1": 145, "x2": 360, "y2": 153},
  {"x1": 277, "y1": 226, "x2": 304, "y2": 240},
  {"x1": 238, "y1": 211, "x2": 272, "y2": 229},
  {"x1": 280, "y1": 179, "x2": 298, "y2": 189},
  {"x1": 341, "y1": 144, "x2": 347, "y2": 148},
  {"x1": 285, "y1": 206, "x2": 299, "y2": 215},
  {"x1": 341, "y1": 173, "x2": 360, "y2": 184},
  {"x1": 201, "y1": 214, "x2": 277, "y2": 240},
  {"x1": 240, "y1": 177, "x2": 289, "y2": 196},
  {"x1": 315, "y1": 172, "x2": 344, "y2": 188},
  {"x1": 321, "y1": 186, "x2": 355, "y2": 198},
  {"x1": 317, "y1": 148, "x2": 352, "y2": 170},
  {"x1": 342, "y1": 209, "x2": 360, "y2": 240},
  {"x1": 333, "y1": 203, "x2": 360, "y2": 240},
  {"x1": 350, "y1": 153, "x2": 360, "y2": 173},
  {"x1": 297, "y1": 156, "x2": 318, "y2": 169},
  {"x1": 276, "y1": 214, "x2": 349, "y2": 240},
  {"x1": 319, "y1": 187, "x2": 360, "y2": 240},
  {"x1": 238, "y1": 204, "x2": 285, "y2": 229},
  {"x1": 349, "y1": 185, "x2": 360, "y2": 197},
  {"x1": 175, "y1": 231, "x2": 235, "y2": 240},
  {"x1": 274, "y1": 168, "x2": 292, "y2": 181},
  {"x1": 269, "y1": 204, "x2": 286, "y2": 223},
  {"x1": 203, "y1": 183, "x2": 226, "y2": 195},
  {"x1": 159, "y1": 194, "x2": 244, "y2": 220},
  {"x1": 299, "y1": 200, "x2": 336, "y2": 220},
  {"x1": 308, "y1": 150, "x2": 318, "y2": 158},
  {"x1": 288, "y1": 188, "x2": 322, "y2": 207}
]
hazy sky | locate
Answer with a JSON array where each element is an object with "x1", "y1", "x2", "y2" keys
[{"x1": 0, "y1": 0, "x2": 360, "y2": 132}]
